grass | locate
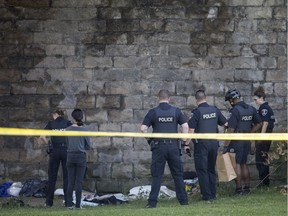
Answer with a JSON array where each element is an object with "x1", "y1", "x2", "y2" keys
[{"x1": 0, "y1": 184, "x2": 287, "y2": 216}]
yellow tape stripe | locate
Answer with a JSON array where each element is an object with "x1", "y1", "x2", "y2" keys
[{"x1": 0, "y1": 127, "x2": 287, "y2": 141}]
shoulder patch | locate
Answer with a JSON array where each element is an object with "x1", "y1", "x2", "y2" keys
[{"x1": 261, "y1": 109, "x2": 268, "y2": 116}]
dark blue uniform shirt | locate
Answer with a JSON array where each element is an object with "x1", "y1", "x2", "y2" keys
[
  {"x1": 188, "y1": 102, "x2": 227, "y2": 131},
  {"x1": 45, "y1": 116, "x2": 72, "y2": 144},
  {"x1": 228, "y1": 101, "x2": 261, "y2": 131},
  {"x1": 258, "y1": 102, "x2": 275, "y2": 131},
  {"x1": 142, "y1": 102, "x2": 187, "y2": 132}
]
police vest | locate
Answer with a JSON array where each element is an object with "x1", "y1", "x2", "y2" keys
[
  {"x1": 152, "y1": 106, "x2": 178, "y2": 133},
  {"x1": 50, "y1": 117, "x2": 71, "y2": 144},
  {"x1": 234, "y1": 105, "x2": 254, "y2": 132},
  {"x1": 196, "y1": 106, "x2": 218, "y2": 133}
]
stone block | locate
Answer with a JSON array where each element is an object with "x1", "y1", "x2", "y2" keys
[
  {"x1": 112, "y1": 163, "x2": 133, "y2": 179},
  {"x1": 0, "y1": 149, "x2": 20, "y2": 161},
  {"x1": 0, "y1": 69, "x2": 22, "y2": 82},
  {"x1": 25, "y1": 95, "x2": 49, "y2": 108},
  {"x1": 78, "y1": 20, "x2": 106, "y2": 32},
  {"x1": 43, "y1": 20, "x2": 78, "y2": 32},
  {"x1": 84, "y1": 56, "x2": 112, "y2": 68},
  {"x1": 181, "y1": 57, "x2": 222, "y2": 69},
  {"x1": 112, "y1": 137, "x2": 133, "y2": 149},
  {"x1": 149, "y1": 32, "x2": 190, "y2": 44},
  {"x1": 169, "y1": 96, "x2": 186, "y2": 109},
  {"x1": 88, "y1": 81, "x2": 105, "y2": 95},
  {"x1": 114, "y1": 56, "x2": 150, "y2": 68},
  {"x1": 251, "y1": 45, "x2": 268, "y2": 56},
  {"x1": 235, "y1": 70, "x2": 264, "y2": 81},
  {"x1": 105, "y1": 81, "x2": 150, "y2": 95},
  {"x1": 34, "y1": 33, "x2": 62, "y2": 44},
  {"x1": 64, "y1": 56, "x2": 83, "y2": 68},
  {"x1": 165, "y1": 20, "x2": 203, "y2": 32},
  {"x1": 99, "y1": 148, "x2": 122, "y2": 163},
  {"x1": 122, "y1": 123, "x2": 140, "y2": 132},
  {"x1": 123, "y1": 150, "x2": 151, "y2": 164},
  {"x1": 226, "y1": 32, "x2": 250, "y2": 44},
  {"x1": 49, "y1": 8, "x2": 97, "y2": 20},
  {"x1": 52, "y1": 0, "x2": 109, "y2": 7},
  {"x1": 151, "y1": 56, "x2": 181, "y2": 69},
  {"x1": 35, "y1": 56, "x2": 64, "y2": 68},
  {"x1": 192, "y1": 69, "x2": 234, "y2": 82},
  {"x1": 142, "y1": 68, "x2": 192, "y2": 82},
  {"x1": 258, "y1": 20, "x2": 286, "y2": 32},
  {"x1": 274, "y1": 83, "x2": 287, "y2": 96},
  {"x1": 139, "y1": 20, "x2": 163, "y2": 31},
  {"x1": 269, "y1": 45, "x2": 286, "y2": 57},
  {"x1": 4, "y1": 0, "x2": 51, "y2": 8},
  {"x1": 76, "y1": 95, "x2": 96, "y2": 108},
  {"x1": 277, "y1": 56, "x2": 287, "y2": 70},
  {"x1": 208, "y1": 45, "x2": 242, "y2": 57},
  {"x1": 250, "y1": 33, "x2": 277, "y2": 44},
  {"x1": 99, "y1": 8, "x2": 122, "y2": 19},
  {"x1": 99, "y1": 123, "x2": 121, "y2": 132},
  {"x1": 109, "y1": 109, "x2": 133, "y2": 122},
  {"x1": 133, "y1": 109, "x2": 148, "y2": 123},
  {"x1": 134, "y1": 163, "x2": 151, "y2": 178},
  {"x1": 111, "y1": 0, "x2": 133, "y2": 7},
  {"x1": 91, "y1": 137, "x2": 111, "y2": 149},
  {"x1": 96, "y1": 95, "x2": 121, "y2": 108},
  {"x1": 107, "y1": 20, "x2": 140, "y2": 32},
  {"x1": 134, "y1": 138, "x2": 150, "y2": 151},
  {"x1": 105, "y1": 45, "x2": 138, "y2": 56},
  {"x1": 123, "y1": 95, "x2": 143, "y2": 109},
  {"x1": 150, "y1": 7, "x2": 185, "y2": 19},
  {"x1": 149, "y1": 81, "x2": 176, "y2": 95},
  {"x1": 266, "y1": 70, "x2": 287, "y2": 81},
  {"x1": 83, "y1": 45, "x2": 105, "y2": 57},
  {"x1": 36, "y1": 82, "x2": 62, "y2": 94},
  {"x1": 169, "y1": 45, "x2": 207, "y2": 57},
  {"x1": 8, "y1": 108, "x2": 34, "y2": 122},
  {"x1": 123, "y1": 7, "x2": 149, "y2": 19},
  {"x1": 86, "y1": 109, "x2": 108, "y2": 122},
  {"x1": 274, "y1": 7, "x2": 287, "y2": 18},
  {"x1": 258, "y1": 57, "x2": 277, "y2": 69},
  {"x1": 93, "y1": 68, "x2": 140, "y2": 81},
  {"x1": 138, "y1": 45, "x2": 168, "y2": 56},
  {"x1": 91, "y1": 163, "x2": 111, "y2": 178},
  {"x1": 247, "y1": 7, "x2": 272, "y2": 19},
  {"x1": 46, "y1": 45, "x2": 75, "y2": 56},
  {"x1": 222, "y1": 57, "x2": 257, "y2": 69},
  {"x1": 11, "y1": 82, "x2": 37, "y2": 94},
  {"x1": 236, "y1": 20, "x2": 257, "y2": 31},
  {"x1": 191, "y1": 32, "x2": 225, "y2": 44}
]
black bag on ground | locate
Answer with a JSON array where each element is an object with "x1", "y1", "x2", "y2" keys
[{"x1": 19, "y1": 179, "x2": 48, "y2": 197}]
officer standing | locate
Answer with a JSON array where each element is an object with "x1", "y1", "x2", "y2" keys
[
  {"x1": 185, "y1": 90, "x2": 227, "y2": 201},
  {"x1": 224, "y1": 89, "x2": 262, "y2": 195},
  {"x1": 41, "y1": 109, "x2": 72, "y2": 207},
  {"x1": 253, "y1": 86, "x2": 275, "y2": 187},
  {"x1": 140, "y1": 89, "x2": 189, "y2": 208}
]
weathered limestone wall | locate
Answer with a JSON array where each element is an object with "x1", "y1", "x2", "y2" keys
[{"x1": 0, "y1": 0, "x2": 286, "y2": 192}]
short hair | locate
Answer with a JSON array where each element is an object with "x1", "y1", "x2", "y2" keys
[
  {"x1": 53, "y1": 109, "x2": 64, "y2": 116},
  {"x1": 158, "y1": 89, "x2": 171, "y2": 100},
  {"x1": 195, "y1": 89, "x2": 206, "y2": 101}
]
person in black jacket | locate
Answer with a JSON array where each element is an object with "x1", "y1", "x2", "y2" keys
[
  {"x1": 41, "y1": 109, "x2": 72, "y2": 207},
  {"x1": 253, "y1": 86, "x2": 275, "y2": 187},
  {"x1": 141, "y1": 89, "x2": 189, "y2": 208},
  {"x1": 185, "y1": 90, "x2": 227, "y2": 201},
  {"x1": 224, "y1": 89, "x2": 262, "y2": 195}
]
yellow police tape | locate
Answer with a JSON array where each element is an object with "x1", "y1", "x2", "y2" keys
[{"x1": 0, "y1": 127, "x2": 287, "y2": 141}]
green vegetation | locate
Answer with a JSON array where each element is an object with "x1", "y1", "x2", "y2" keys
[{"x1": 0, "y1": 185, "x2": 287, "y2": 216}]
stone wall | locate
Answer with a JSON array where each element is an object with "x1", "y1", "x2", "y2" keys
[{"x1": 0, "y1": 0, "x2": 287, "y2": 193}]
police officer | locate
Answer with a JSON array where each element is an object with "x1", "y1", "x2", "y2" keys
[
  {"x1": 185, "y1": 90, "x2": 227, "y2": 201},
  {"x1": 41, "y1": 109, "x2": 72, "y2": 207},
  {"x1": 224, "y1": 89, "x2": 262, "y2": 195},
  {"x1": 140, "y1": 89, "x2": 189, "y2": 208},
  {"x1": 253, "y1": 86, "x2": 275, "y2": 187}
]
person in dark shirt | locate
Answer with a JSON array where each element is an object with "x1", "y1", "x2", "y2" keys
[
  {"x1": 224, "y1": 89, "x2": 262, "y2": 195},
  {"x1": 41, "y1": 109, "x2": 72, "y2": 207},
  {"x1": 185, "y1": 90, "x2": 227, "y2": 201},
  {"x1": 253, "y1": 86, "x2": 275, "y2": 187},
  {"x1": 141, "y1": 89, "x2": 189, "y2": 208},
  {"x1": 66, "y1": 108, "x2": 91, "y2": 210}
]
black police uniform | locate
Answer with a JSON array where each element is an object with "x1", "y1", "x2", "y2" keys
[
  {"x1": 256, "y1": 102, "x2": 275, "y2": 186},
  {"x1": 142, "y1": 102, "x2": 188, "y2": 207},
  {"x1": 227, "y1": 101, "x2": 262, "y2": 164},
  {"x1": 188, "y1": 102, "x2": 226, "y2": 201},
  {"x1": 45, "y1": 117, "x2": 72, "y2": 207}
]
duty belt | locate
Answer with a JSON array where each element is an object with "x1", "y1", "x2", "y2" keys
[
  {"x1": 157, "y1": 139, "x2": 176, "y2": 144},
  {"x1": 52, "y1": 143, "x2": 67, "y2": 148}
]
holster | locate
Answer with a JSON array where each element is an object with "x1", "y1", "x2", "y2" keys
[
  {"x1": 46, "y1": 141, "x2": 53, "y2": 154},
  {"x1": 149, "y1": 140, "x2": 159, "y2": 151}
]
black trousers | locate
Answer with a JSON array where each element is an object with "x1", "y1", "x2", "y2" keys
[
  {"x1": 148, "y1": 142, "x2": 187, "y2": 207},
  {"x1": 46, "y1": 147, "x2": 68, "y2": 206},
  {"x1": 66, "y1": 152, "x2": 87, "y2": 208},
  {"x1": 256, "y1": 140, "x2": 271, "y2": 186},
  {"x1": 194, "y1": 141, "x2": 218, "y2": 200}
]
